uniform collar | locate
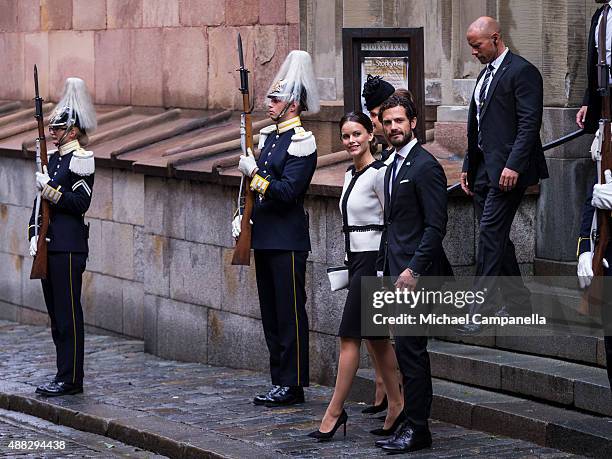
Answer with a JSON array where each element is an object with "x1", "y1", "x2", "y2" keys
[
  {"x1": 277, "y1": 116, "x2": 302, "y2": 134},
  {"x1": 59, "y1": 139, "x2": 81, "y2": 156}
]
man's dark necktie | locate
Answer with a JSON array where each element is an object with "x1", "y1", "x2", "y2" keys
[
  {"x1": 598, "y1": 4, "x2": 610, "y2": 90},
  {"x1": 477, "y1": 63, "x2": 494, "y2": 119}
]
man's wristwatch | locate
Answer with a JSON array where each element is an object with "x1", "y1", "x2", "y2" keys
[{"x1": 407, "y1": 268, "x2": 420, "y2": 279}]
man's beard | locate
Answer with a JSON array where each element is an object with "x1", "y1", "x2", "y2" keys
[{"x1": 388, "y1": 130, "x2": 413, "y2": 148}]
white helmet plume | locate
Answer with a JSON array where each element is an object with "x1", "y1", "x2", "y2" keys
[
  {"x1": 49, "y1": 77, "x2": 97, "y2": 134},
  {"x1": 267, "y1": 50, "x2": 320, "y2": 114}
]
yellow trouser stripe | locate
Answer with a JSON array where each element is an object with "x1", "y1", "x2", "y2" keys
[
  {"x1": 69, "y1": 253, "x2": 77, "y2": 384},
  {"x1": 292, "y1": 251, "x2": 300, "y2": 384}
]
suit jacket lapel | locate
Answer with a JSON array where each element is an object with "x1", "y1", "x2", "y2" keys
[
  {"x1": 479, "y1": 50, "x2": 513, "y2": 120},
  {"x1": 390, "y1": 145, "x2": 418, "y2": 204},
  {"x1": 384, "y1": 152, "x2": 394, "y2": 219}
]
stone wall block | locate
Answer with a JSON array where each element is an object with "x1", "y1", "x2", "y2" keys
[
  {"x1": 169, "y1": 240, "x2": 222, "y2": 308},
  {"x1": 107, "y1": 0, "x2": 143, "y2": 29},
  {"x1": 18, "y1": 0, "x2": 41, "y2": 32},
  {"x1": 0, "y1": 204, "x2": 30, "y2": 257},
  {"x1": 309, "y1": 262, "x2": 346, "y2": 335},
  {"x1": 143, "y1": 294, "x2": 158, "y2": 353},
  {"x1": 133, "y1": 226, "x2": 145, "y2": 283},
  {"x1": 144, "y1": 235, "x2": 171, "y2": 297},
  {"x1": 25, "y1": 32, "x2": 50, "y2": 100},
  {"x1": 286, "y1": 0, "x2": 299, "y2": 23},
  {"x1": 84, "y1": 217, "x2": 102, "y2": 273},
  {"x1": 0, "y1": 1, "x2": 19, "y2": 32},
  {"x1": 20, "y1": 256, "x2": 45, "y2": 312},
  {"x1": 253, "y1": 26, "x2": 288, "y2": 109},
  {"x1": 343, "y1": 0, "x2": 382, "y2": 27},
  {"x1": 49, "y1": 30, "x2": 94, "y2": 101},
  {"x1": 162, "y1": 27, "x2": 208, "y2": 109},
  {"x1": 325, "y1": 199, "x2": 344, "y2": 265},
  {"x1": 0, "y1": 253, "x2": 22, "y2": 305},
  {"x1": 226, "y1": 0, "x2": 258, "y2": 25},
  {"x1": 259, "y1": 0, "x2": 285, "y2": 24},
  {"x1": 41, "y1": 0, "x2": 72, "y2": 30},
  {"x1": 207, "y1": 309, "x2": 268, "y2": 370},
  {"x1": 309, "y1": 331, "x2": 339, "y2": 386},
  {"x1": 0, "y1": 301, "x2": 18, "y2": 322},
  {"x1": 17, "y1": 307, "x2": 49, "y2": 326},
  {"x1": 130, "y1": 27, "x2": 163, "y2": 106},
  {"x1": 0, "y1": 33, "x2": 25, "y2": 100},
  {"x1": 184, "y1": 182, "x2": 234, "y2": 247},
  {"x1": 542, "y1": 108, "x2": 593, "y2": 159},
  {"x1": 122, "y1": 281, "x2": 144, "y2": 339},
  {"x1": 0, "y1": 158, "x2": 34, "y2": 208},
  {"x1": 94, "y1": 29, "x2": 131, "y2": 105},
  {"x1": 305, "y1": 195, "x2": 327, "y2": 264},
  {"x1": 81, "y1": 271, "x2": 123, "y2": 332},
  {"x1": 444, "y1": 198, "x2": 474, "y2": 266},
  {"x1": 208, "y1": 26, "x2": 254, "y2": 109},
  {"x1": 87, "y1": 167, "x2": 112, "y2": 220},
  {"x1": 220, "y1": 249, "x2": 260, "y2": 319},
  {"x1": 112, "y1": 170, "x2": 144, "y2": 225},
  {"x1": 511, "y1": 196, "x2": 536, "y2": 264},
  {"x1": 157, "y1": 297, "x2": 207, "y2": 363},
  {"x1": 178, "y1": 0, "x2": 225, "y2": 26},
  {"x1": 100, "y1": 220, "x2": 134, "y2": 280},
  {"x1": 145, "y1": 177, "x2": 186, "y2": 239},
  {"x1": 73, "y1": 0, "x2": 106, "y2": 30},
  {"x1": 142, "y1": 0, "x2": 179, "y2": 27}
]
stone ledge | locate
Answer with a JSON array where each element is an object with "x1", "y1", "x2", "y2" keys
[{"x1": 0, "y1": 384, "x2": 275, "y2": 459}]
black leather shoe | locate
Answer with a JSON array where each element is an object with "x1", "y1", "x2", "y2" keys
[
  {"x1": 456, "y1": 321, "x2": 492, "y2": 336},
  {"x1": 253, "y1": 385, "x2": 280, "y2": 405},
  {"x1": 379, "y1": 426, "x2": 432, "y2": 454},
  {"x1": 265, "y1": 386, "x2": 304, "y2": 406},
  {"x1": 35, "y1": 381, "x2": 83, "y2": 397}
]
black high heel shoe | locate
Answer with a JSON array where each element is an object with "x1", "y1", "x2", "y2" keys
[
  {"x1": 361, "y1": 394, "x2": 387, "y2": 414},
  {"x1": 307, "y1": 410, "x2": 348, "y2": 441},
  {"x1": 370, "y1": 411, "x2": 406, "y2": 436}
]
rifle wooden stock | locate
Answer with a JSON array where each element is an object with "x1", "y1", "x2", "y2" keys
[
  {"x1": 30, "y1": 72, "x2": 50, "y2": 279},
  {"x1": 231, "y1": 92, "x2": 255, "y2": 266}
]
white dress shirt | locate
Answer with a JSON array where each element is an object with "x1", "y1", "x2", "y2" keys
[
  {"x1": 595, "y1": 1, "x2": 612, "y2": 82},
  {"x1": 474, "y1": 47, "x2": 510, "y2": 124},
  {"x1": 388, "y1": 137, "x2": 418, "y2": 197}
]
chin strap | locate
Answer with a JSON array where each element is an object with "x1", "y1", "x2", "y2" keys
[{"x1": 271, "y1": 101, "x2": 292, "y2": 123}]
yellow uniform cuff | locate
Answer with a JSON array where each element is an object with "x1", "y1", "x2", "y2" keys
[
  {"x1": 250, "y1": 174, "x2": 270, "y2": 195},
  {"x1": 42, "y1": 183, "x2": 62, "y2": 204}
]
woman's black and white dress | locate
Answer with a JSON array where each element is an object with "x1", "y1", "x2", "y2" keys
[{"x1": 338, "y1": 160, "x2": 387, "y2": 339}]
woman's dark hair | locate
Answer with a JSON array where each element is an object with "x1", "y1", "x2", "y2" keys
[
  {"x1": 339, "y1": 111, "x2": 374, "y2": 134},
  {"x1": 378, "y1": 94, "x2": 417, "y2": 122}
]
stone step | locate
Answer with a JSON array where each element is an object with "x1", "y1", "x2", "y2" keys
[
  {"x1": 437, "y1": 322, "x2": 606, "y2": 368},
  {"x1": 351, "y1": 369, "x2": 612, "y2": 457},
  {"x1": 527, "y1": 281, "x2": 600, "y2": 328},
  {"x1": 426, "y1": 339, "x2": 612, "y2": 417}
]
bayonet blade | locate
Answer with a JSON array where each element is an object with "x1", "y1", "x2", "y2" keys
[
  {"x1": 238, "y1": 33, "x2": 244, "y2": 69},
  {"x1": 34, "y1": 65, "x2": 39, "y2": 98}
]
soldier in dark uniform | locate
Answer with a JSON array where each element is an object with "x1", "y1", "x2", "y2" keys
[
  {"x1": 234, "y1": 50, "x2": 319, "y2": 406},
  {"x1": 29, "y1": 77, "x2": 96, "y2": 397}
]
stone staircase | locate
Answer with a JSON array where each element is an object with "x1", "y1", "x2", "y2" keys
[{"x1": 351, "y1": 280, "x2": 612, "y2": 456}]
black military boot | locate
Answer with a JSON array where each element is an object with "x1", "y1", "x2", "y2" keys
[
  {"x1": 265, "y1": 386, "x2": 304, "y2": 407},
  {"x1": 253, "y1": 385, "x2": 280, "y2": 405}
]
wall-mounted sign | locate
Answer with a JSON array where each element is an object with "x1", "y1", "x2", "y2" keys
[{"x1": 343, "y1": 28, "x2": 425, "y2": 143}]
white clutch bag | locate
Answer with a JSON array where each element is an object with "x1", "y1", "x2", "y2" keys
[{"x1": 327, "y1": 266, "x2": 349, "y2": 291}]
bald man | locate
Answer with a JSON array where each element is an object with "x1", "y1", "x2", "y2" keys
[{"x1": 459, "y1": 17, "x2": 548, "y2": 333}]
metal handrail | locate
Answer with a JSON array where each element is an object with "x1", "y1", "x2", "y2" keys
[{"x1": 447, "y1": 128, "x2": 586, "y2": 193}]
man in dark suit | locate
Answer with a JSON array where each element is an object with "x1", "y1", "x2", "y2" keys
[
  {"x1": 374, "y1": 94, "x2": 449, "y2": 453},
  {"x1": 576, "y1": 1, "x2": 612, "y2": 392},
  {"x1": 459, "y1": 17, "x2": 548, "y2": 329}
]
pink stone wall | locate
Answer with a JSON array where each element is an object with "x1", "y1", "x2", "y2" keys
[{"x1": 0, "y1": 0, "x2": 300, "y2": 109}]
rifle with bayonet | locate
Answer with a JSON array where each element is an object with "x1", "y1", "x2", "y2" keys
[
  {"x1": 30, "y1": 65, "x2": 50, "y2": 279},
  {"x1": 231, "y1": 33, "x2": 255, "y2": 266}
]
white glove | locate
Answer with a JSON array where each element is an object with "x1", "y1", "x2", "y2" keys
[
  {"x1": 238, "y1": 154, "x2": 258, "y2": 178},
  {"x1": 591, "y1": 130, "x2": 602, "y2": 162},
  {"x1": 35, "y1": 167, "x2": 50, "y2": 191},
  {"x1": 231, "y1": 215, "x2": 252, "y2": 239},
  {"x1": 592, "y1": 169, "x2": 612, "y2": 210},
  {"x1": 376, "y1": 271, "x2": 384, "y2": 278},
  {"x1": 29, "y1": 236, "x2": 38, "y2": 257}
]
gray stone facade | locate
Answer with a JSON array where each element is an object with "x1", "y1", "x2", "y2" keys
[{"x1": 0, "y1": 156, "x2": 537, "y2": 384}]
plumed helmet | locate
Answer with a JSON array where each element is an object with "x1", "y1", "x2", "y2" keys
[
  {"x1": 267, "y1": 50, "x2": 320, "y2": 114},
  {"x1": 49, "y1": 78, "x2": 97, "y2": 134}
]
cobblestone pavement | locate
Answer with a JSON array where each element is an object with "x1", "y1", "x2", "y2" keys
[
  {"x1": 0, "y1": 320, "x2": 582, "y2": 458},
  {"x1": 0, "y1": 408, "x2": 166, "y2": 458}
]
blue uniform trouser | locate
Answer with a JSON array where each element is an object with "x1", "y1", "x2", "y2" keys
[
  {"x1": 41, "y1": 252, "x2": 86, "y2": 385},
  {"x1": 254, "y1": 250, "x2": 309, "y2": 387}
]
